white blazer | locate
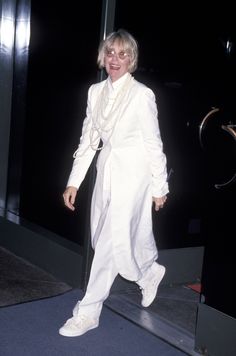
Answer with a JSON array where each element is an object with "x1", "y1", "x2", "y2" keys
[{"x1": 67, "y1": 74, "x2": 169, "y2": 281}]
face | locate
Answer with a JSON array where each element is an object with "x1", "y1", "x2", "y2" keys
[{"x1": 104, "y1": 40, "x2": 131, "y2": 82}]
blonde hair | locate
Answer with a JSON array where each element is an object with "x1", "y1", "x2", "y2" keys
[{"x1": 97, "y1": 29, "x2": 138, "y2": 73}]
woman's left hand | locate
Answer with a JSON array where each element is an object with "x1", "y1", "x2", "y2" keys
[{"x1": 152, "y1": 195, "x2": 167, "y2": 211}]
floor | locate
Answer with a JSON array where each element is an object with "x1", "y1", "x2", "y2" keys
[
  {"x1": 0, "y1": 246, "x2": 71, "y2": 307},
  {"x1": 106, "y1": 282, "x2": 200, "y2": 355},
  {"x1": 0, "y1": 245, "x2": 201, "y2": 355}
]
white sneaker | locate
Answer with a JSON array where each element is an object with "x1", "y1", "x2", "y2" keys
[
  {"x1": 141, "y1": 264, "x2": 166, "y2": 307},
  {"x1": 59, "y1": 314, "x2": 99, "y2": 337}
]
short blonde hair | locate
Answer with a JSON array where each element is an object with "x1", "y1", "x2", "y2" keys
[{"x1": 97, "y1": 29, "x2": 138, "y2": 73}]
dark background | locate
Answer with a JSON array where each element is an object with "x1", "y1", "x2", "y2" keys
[{"x1": 19, "y1": 1, "x2": 103, "y2": 244}]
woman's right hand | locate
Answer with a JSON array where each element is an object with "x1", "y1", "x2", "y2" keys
[{"x1": 63, "y1": 186, "x2": 78, "y2": 211}]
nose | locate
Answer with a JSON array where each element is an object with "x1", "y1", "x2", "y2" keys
[{"x1": 111, "y1": 52, "x2": 119, "y2": 60}]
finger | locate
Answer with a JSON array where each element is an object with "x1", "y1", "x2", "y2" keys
[
  {"x1": 66, "y1": 201, "x2": 75, "y2": 211},
  {"x1": 63, "y1": 193, "x2": 75, "y2": 211},
  {"x1": 68, "y1": 204, "x2": 75, "y2": 211},
  {"x1": 70, "y1": 193, "x2": 76, "y2": 205},
  {"x1": 68, "y1": 196, "x2": 75, "y2": 211},
  {"x1": 63, "y1": 193, "x2": 70, "y2": 206},
  {"x1": 155, "y1": 203, "x2": 164, "y2": 211}
]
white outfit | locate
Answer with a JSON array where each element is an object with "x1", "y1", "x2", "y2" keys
[{"x1": 67, "y1": 73, "x2": 169, "y2": 318}]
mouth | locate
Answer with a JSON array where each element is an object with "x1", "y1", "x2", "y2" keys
[{"x1": 110, "y1": 64, "x2": 120, "y2": 70}]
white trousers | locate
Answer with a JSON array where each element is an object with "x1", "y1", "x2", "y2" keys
[
  {"x1": 76, "y1": 191, "x2": 156, "y2": 319},
  {"x1": 76, "y1": 240, "x2": 156, "y2": 319},
  {"x1": 77, "y1": 188, "x2": 119, "y2": 319}
]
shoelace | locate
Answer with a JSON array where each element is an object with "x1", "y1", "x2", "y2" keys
[{"x1": 74, "y1": 315, "x2": 87, "y2": 326}]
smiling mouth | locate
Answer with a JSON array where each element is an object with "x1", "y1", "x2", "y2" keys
[{"x1": 110, "y1": 64, "x2": 120, "y2": 70}]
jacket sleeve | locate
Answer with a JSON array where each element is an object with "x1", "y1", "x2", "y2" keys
[
  {"x1": 138, "y1": 87, "x2": 169, "y2": 197},
  {"x1": 66, "y1": 85, "x2": 100, "y2": 189}
]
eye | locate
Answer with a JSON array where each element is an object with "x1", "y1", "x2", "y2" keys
[
  {"x1": 119, "y1": 51, "x2": 126, "y2": 59},
  {"x1": 106, "y1": 49, "x2": 114, "y2": 57}
]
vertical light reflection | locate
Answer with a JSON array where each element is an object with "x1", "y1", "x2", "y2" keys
[
  {"x1": 226, "y1": 39, "x2": 232, "y2": 55},
  {"x1": 15, "y1": 7, "x2": 30, "y2": 51},
  {"x1": 0, "y1": 15, "x2": 15, "y2": 52},
  {"x1": 0, "y1": 2, "x2": 31, "y2": 54}
]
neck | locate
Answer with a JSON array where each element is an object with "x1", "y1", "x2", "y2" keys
[{"x1": 109, "y1": 72, "x2": 129, "y2": 83}]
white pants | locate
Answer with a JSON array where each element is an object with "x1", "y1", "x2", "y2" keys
[
  {"x1": 77, "y1": 189, "x2": 119, "y2": 319},
  {"x1": 76, "y1": 239, "x2": 156, "y2": 319},
  {"x1": 76, "y1": 191, "x2": 156, "y2": 319}
]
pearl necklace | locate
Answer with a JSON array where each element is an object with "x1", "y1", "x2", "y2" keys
[
  {"x1": 73, "y1": 74, "x2": 134, "y2": 158},
  {"x1": 90, "y1": 73, "x2": 134, "y2": 150}
]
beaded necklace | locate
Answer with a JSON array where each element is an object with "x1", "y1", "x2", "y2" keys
[
  {"x1": 90, "y1": 73, "x2": 134, "y2": 150},
  {"x1": 73, "y1": 73, "x2": 134, "y2": 158}
]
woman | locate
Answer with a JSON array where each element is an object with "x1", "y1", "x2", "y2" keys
[{"x1": 59, "y1": 29, "x2": 169, "y2": 337}]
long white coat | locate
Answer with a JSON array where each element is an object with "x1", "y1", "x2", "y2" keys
[{"x1": 67, "y1": 73, "x2": 169, "y2": 281}]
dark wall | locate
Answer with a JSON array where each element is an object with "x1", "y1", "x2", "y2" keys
[
  {"x1": 200, "y1": 108, "x2": 235, "y2": 318},
  {"x1": 19, "y1": 1, "x2": 102, "y2": 245},
  {"x1": 115, "y1": 0, "x2": 235, "y2": 249}
]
